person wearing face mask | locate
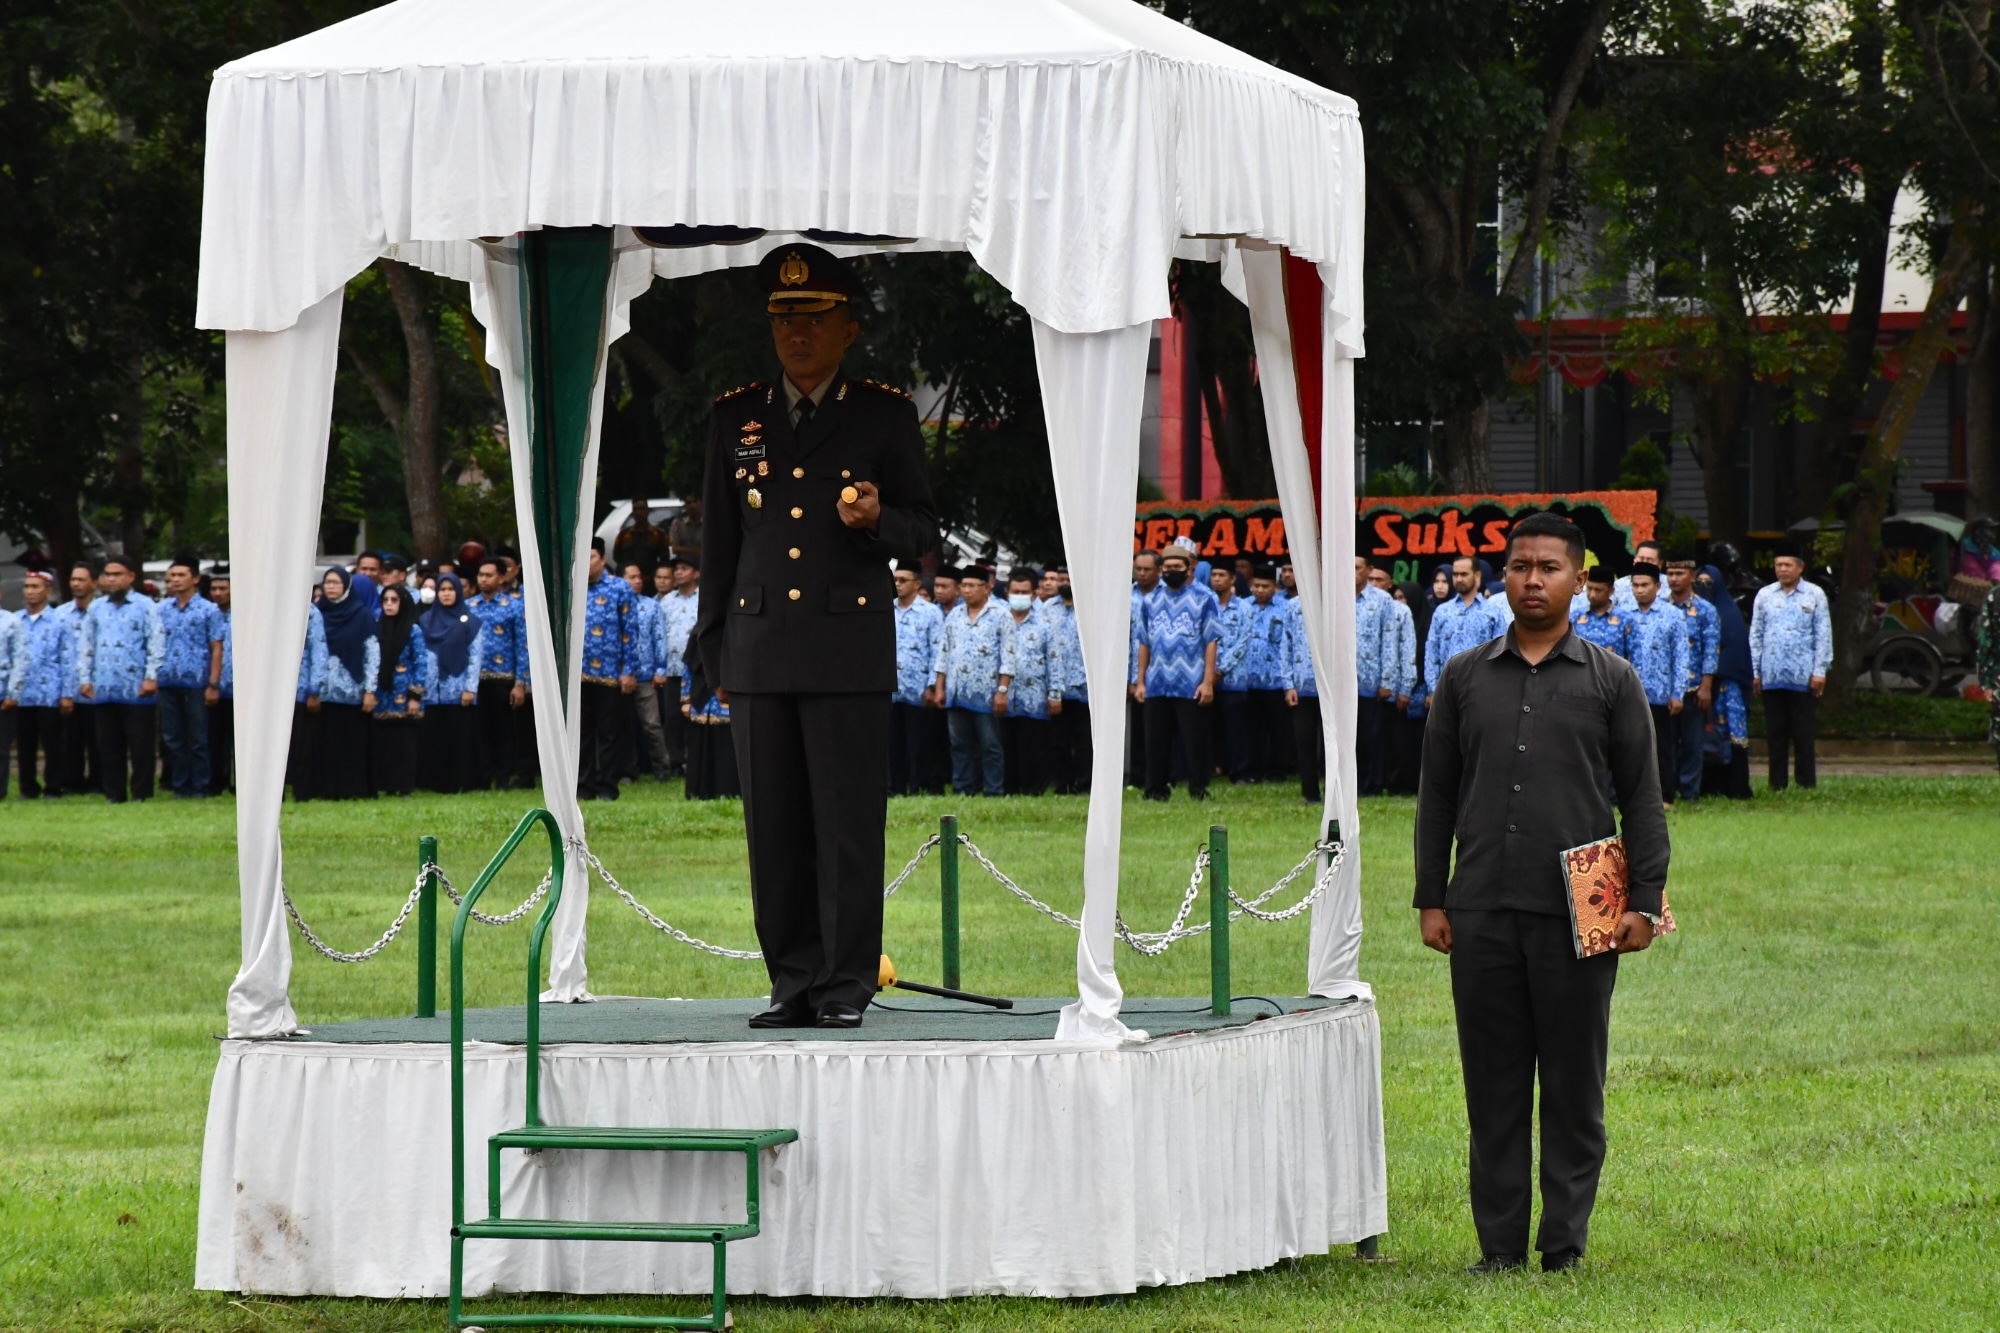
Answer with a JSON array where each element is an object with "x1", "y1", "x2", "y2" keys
[
  {"x1": 995, "y1": 569, "x2": 1063, "y2": 796},
  {"x1": 1134, "y1": 548, "x2": 1220, "y2": 802},
  {"x1": 74, "y1": 554, "x2": 164, "y2": 803},
  {"x1": 933, "y1": 567, "x2": 1008, "y2": 797}
]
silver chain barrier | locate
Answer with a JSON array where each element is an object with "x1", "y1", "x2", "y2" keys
[
  {"x1": 431, "y1": 861, "x2": 552, "y2": 925},
  {"x1": 279, "y1": 869, "x2": 428, "y2": 964}
]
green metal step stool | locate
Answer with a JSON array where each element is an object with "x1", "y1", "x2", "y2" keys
[{"x1": 449, "y1": 810, "x2": 797, "y2": 1331}]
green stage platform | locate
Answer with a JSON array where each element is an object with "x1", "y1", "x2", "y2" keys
[{"x1": 274, "y1": 994, "x2": 1352, "y2": 1045}]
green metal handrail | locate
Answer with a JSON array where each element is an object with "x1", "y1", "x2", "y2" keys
[{"x1": 450, "y1": 808, "x2": 565, "y2": 1238}]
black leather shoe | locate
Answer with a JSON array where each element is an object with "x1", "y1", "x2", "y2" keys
[
  {"x1": 815, "y1": 1002, "x2": 865, "y2": 1029},
  {"x1": 1541, "y1": 1248, "x2": 1582, "y2": 1273},
  {"x1": 747, "y1": 1002, "x2": 813, "y2": 1029},
  {"x1": 1466, "y1": 1254, "x2": 1526, "y2": 1275}
]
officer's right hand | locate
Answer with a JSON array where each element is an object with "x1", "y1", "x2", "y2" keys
[
  {"x1": 716, "y1": 688, "x2": 729, "y2": 707},
  {"x1": 1419, "y1": 908, "x2": 1452, "y2": 955}
]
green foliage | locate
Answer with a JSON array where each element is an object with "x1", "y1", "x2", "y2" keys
[
  {"x1": 1748, "y1": 691, "x2": 1991, "y2": 742},
  {"x1": 1609, "y1": 437, "x2": 1696, "y2": 550},
  {"x1": 1364, "y1": 462, "x2": 1444, "y2": 497}
]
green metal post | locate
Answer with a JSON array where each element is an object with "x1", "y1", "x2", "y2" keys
[
  {"x1": 418, "y1": 835, "x2": 438, "y2": 1018},
  {"x1": 939, "y1": 814, "x2": 961, "y2": 991},
  {"x1": 1210, "y1": 825, "x2": 1231, "y2": 1017}
]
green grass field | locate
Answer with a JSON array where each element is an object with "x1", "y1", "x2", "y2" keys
[{"x1": 3, "y1": 776, "x2": 1997, "y2": 1331}]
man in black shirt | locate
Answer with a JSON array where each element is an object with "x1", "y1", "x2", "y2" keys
[{"x1": 1415, "y1": 511, "x2": 1669, "y2": 1275}]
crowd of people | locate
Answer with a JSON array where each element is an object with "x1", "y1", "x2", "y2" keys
[{"x1": 0, "y1": 505, "x2": 1876, "y2": 806}]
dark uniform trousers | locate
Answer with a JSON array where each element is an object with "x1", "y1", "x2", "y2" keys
[
  {"x1": 477, "y1": 679, "x2": 517, "y2": 787},
  {"x1": 1049, "y1": 699, "x2": 1091, "y2": 794},
  {"x1": 1355, "y1": 695, "x2": 1390, "y2": 796},
  {"x1": 887, "y1": 701, "x2": 929, "y2": 795},
  {"x1": 1762, "y1": 687, "x2": 1817, "y2": 789},
  {"x1": 207, "y1": 698, "x2": 235, "y2": 795},
  {"x1": 732, "y1": 692, "x2": 889, "y2": 1011},
  {"x1": 1143, "y1": 696, "x2": 1210, "y2": 798},
  {"x1": 1292, "y1": 695, "x2": 1324, "y2": 802},
  {"x1": 96, "y1": 703, "x2": 157, "y2": 802},
  {"x1": 17, "y1": 706, "x2": 64, "y2": 797},
  {"x1": 1648, "y1": 704, "x2": 1676, "y2": 804},
  {"x1": 1449, "y1": 908, "x2": 1618, "y2": 1259},
  {"x1": 62, "y1": 703, "x2": 99, "y2": 794},
  {"x1": 578, "y1": 682, "x2": 624, "y2": 799}
]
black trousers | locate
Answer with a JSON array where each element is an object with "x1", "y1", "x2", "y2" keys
[
  {"x1": 288, "y1": 701, "x2": 321, "y2": 800},
  {"x1": 730, "y1": 692, "x2": 889, "y2": 1012},
  {"x1": 1143, "y1": 695, "x2": 1210, "y2": 798},
  {"x1": 1449, "y1": 908, "x2": 1620, "y2": 1259},
  {"x1": 888, "y1": 701, "x2": 929, "y2": 795},
  {"x1": 1219, "y1": 689, "x2": 1253, "y2": 780},
  {"x1": 1003, "y1": 714, "x2": 1052, "y2": 796},
  {"x1": 372, "y1": 717, "x2": 419, "y2": 796},
  {"x1": 1763, "y1": 688, "x2": 1817, "y2": 790},
  {"x1": 95, "y1": 704, "x2": 157, "y2": 802},
  {"x1": 1050, "y1": 699, "x2": 1091, "y2": 794},
  {"x1": 1292, "y1": 696, "x2": 1323, "y2": 802},
  {"x1": 207, "y1": 698, "x2": 235, "y2": 795},
  {"x1": 1356, "y1": 695, "x2": 1390, "y2": 796},
  {"x1": 513, "y1": 694, "x2": 541, "y2": 786},
  {"x1": 477, "y1": 679, "x2": 517, "y2": 788},
  {"x1": 0, "y1": 708, "x2": 12, "y2": 798},
  {"x1": 17, "y1": 706, "x2": 63, "y2": 797},
  {"x1": 61, "y1": 704, "x2": 99, "y2": 794},
  {"x1": 578, "y1": 683, "x2": 625, "y2": 799},
  {"x1": 661, "y1": 676, "x2": 688, "y2": 775},
  {"x1": 1247, "y1": 688, "x2": 1289, "y2": 781},
  {"x1": 1125, "y1": 697, "x2": 1147, "y2": 787},
  {"x1": 1390, "y1": 709, "x2": 1425, "y2": 796},
  {"x1": 1648, "y1": 704, "x2": 1676, "y2": 803}
]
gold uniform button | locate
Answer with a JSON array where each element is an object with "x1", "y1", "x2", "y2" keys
[
  {"x1": 738, "y1": 598, "x2": 745, "y2": 607},
  {"x1": 841, "y1": 469, "x2": 851, "y2": 479},
  {"x1": 792, "y1": 467, "x2": 805, "y2": 479},
  {"x1": 788, "y1": 547, "x2": 801, "y2": 559},
  {"x1": 788, "y1": 588, "x2": 801, "y2": 601},
  {"x1": 790, "y1": 506, "x2": 803, "y2": 518},
  {"x1": 856, "y1": 596, "x2": 867, "y2": 606}
]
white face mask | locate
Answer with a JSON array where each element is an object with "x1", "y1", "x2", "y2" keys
[
  {"x1": 1008, "y1": 593, "x2": 1034, "y2": 613},
  {"x1": 417, "y1": 586, "x2": 437, "y2": 605}
]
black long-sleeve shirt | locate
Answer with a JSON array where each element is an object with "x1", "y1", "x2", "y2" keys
[{"x1": 1414, "y1": 626, "x2": 1669, "y2": 916}]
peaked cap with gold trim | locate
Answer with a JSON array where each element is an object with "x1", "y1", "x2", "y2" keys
[{"x1": 758, "y1": 242, "x2": 860, "y2": 314}]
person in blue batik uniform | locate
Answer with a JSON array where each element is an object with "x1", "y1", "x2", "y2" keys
[
  {"x1": 657, "y1": 554, "x2": 701, "y2": 779},
  {"x1": 889, "y1": 565, "x2": 944, "y2": 794},
  {"x1": 205, "y1": 569, "x2": 236, "y2": 795},
  {"x1": 154, "y1": 557, "x2": 226, "y2": 798},
  {"x1": 467, "y1": 557, "x2": 530, "y2": 789},
  {"x1": 1135, "y1": 546, "x2": 1220, "y2": 801},
  {"x1": 1569, "y1": 565, "x2": 1631, "y2": 657},
  {"x1": 933, "y1": 568, "x2": 1009, "y2": 796},
  {"x1": 289, "y1": 600, "x2": 330, "y2": 800},
  {"x1": 996, "y1": 568, "x2": 1064, "y2": 795},
  {"x1": 619, "y1": 561, "x2": 673, "y2": 783},
  {"x1": 316, "y1": 568, "x2": 380, "y2": 800},
  {"x1": 1424, "y1": 554, "x2": 1506, "y2": 709},
  {"x1": 370, "y1": 584, "x2": 431, "y2": 797},
  {"x1": 1353, "y1": 558, "x2": 1401, "y2": 796},
  {"x1": 1126, "y1": 550, "x2": 1164, "y2": 787},
  {"x1": 76, "y1": 554, "x2": 164, "y2": 803},
  {"x1": 1609, "y1": 540, "x2": 1664, "y2": 613},
  {"x1": 53, "y1": 562, "x2": 101, "y2": 796},
  {"x1": 417, "y1": 572, "x2": 486, "y2": 792},
  {"x1": 1240, "y1": 566, "x2": 1291, "y2": 782},
  {"x1": 1622, "y1": 562, "x2": 1693, "y2": 808},
  {"x1": 1663, "y1": 556, "x2": 1721, "y2": 806},
  {"x1": 0, "y1": 599, "x2": 23, "y2": 800},
  {"x1": 1696, "y1": 563, "x2": 1754, "y2": 799},
  {"x1": 12, "y1": 569, "x2": 75, "y2": 797},
  {"x1": 1748, "y1": 538, "x2": 1833, "y2": 791},
  {"x1": 1281, "y1": 584, "x2": 1324, "y2": 802},
  {"x1": 1039, "y1": 570, "x2": 1091, "y2": 794},
  {"x1": 578, "y1": 538, "x2": 639, "y2": 801},
  {"x1": 1210, "y1": 563, "x2": 1256, "y2": 783},
  {"x1": 1366, "y1": 564, "x2": 1421, "y2": 793}
]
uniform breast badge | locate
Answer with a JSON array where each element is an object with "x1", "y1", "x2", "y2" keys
[
  {"x1": 757, "y1": 460, "x2": 769, "y2": 476},
  {"x1": 741, "y1": 420, "x2": 762, "y2": 431},
  {"x1": 735, "y1": 467, "x2": 748, "y2": 480},
  {"x1": 747, "y1": 488, "x2": 763, "y2": 509}
]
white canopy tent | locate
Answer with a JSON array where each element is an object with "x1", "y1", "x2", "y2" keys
[{"x1": 201, "y1": 0, "x2": 1368, "y2": 1042}]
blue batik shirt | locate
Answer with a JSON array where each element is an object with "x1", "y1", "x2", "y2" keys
[
  {"x1": 1569, "y1": 605, "x2": 1631, "y2": 658},
  {"x1": 467, "y1": 591, "x2": 530, "y2": 685},
  {"x1": 0, "y1": 613, "x2": 24, "y2": 704},
  {"x1": 157, "y1": 593, "x2": 225, "y2": 689},
  {"x1": 1354, "y1": 584, "x2": 1398, "y2": 699},
  {"x1": 1624, "y1": 600, "x2": 1695, "y2": 706},
  {"x1": 1242, "y1": 599, "x2": 1289, "y2": 690},
  {"x1": 1281, "y1": 595, "x2": 1316, "y2": 697},
  {"x1": 626, "y1": 594, "x2": 665, "y2": 681},
  {"x1": 429, "y1": 621, "x2": 487, "y2": 702},
  {"x1": 1140, "y1": 583, "x2": 1219, "y2": 699},
  {"x1": 934, "y1": 601, "x2": 1009, "y2": 713},
  {"x1": 219, "y1": 612, "x2": 233, "y2": 699},
  {"x1": 660, "y1": 589, "x2": 701, "y2": 679},
  {"x1": 14, "y1": 606, "x2": 75, "y2": 708},
  {"x1": 1669, "y1": 590, "x2": 1721, "y2": 683},
  {"x1": 1213, "y1": 594, "x2": 1255, "y2": 693},
  {"x1": 892, "y1": 595, "x2": 944, "y2": 706},
  {"x1": 581, "y1": 572, "x2": 638, "y2": 686},
  {"x1": 77, "y1": 595, "x2": 164, "y2": 705},
  {"x1": 1129, "y1": 584, "x2": 1162, "y2": 684},
  {"x1": 1036, "y1": 597, "x2": 1089, "y2": 702},
  {"x1": 1423, "y1": 596, "x2": 1503, "y2": 701},
  {"x1": 321, "y1": 633, "x2": 378, "y2": 706},
  {"x1": 999, "y1": 609, "x2": 1063, "y2": 720},
  {"x1": 1749, "y1": 579, "x2": 1833, "y2": 691},
  {"x1": 1387, "y1": 598, "x2": 1418, "y2": 700},
  {"x1": 374, "y1": 625, "x2": 434, "y2": 717},
  {"x1": 53, "y1": 601, "x2": 93, "y2": 701},
  {"x1": 298, "y1": 606, "x2": 328, "y2": 703}
]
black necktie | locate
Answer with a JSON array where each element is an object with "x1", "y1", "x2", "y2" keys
[{"x1": 793, "y1": 394, "x2": 815, "y2": 431}]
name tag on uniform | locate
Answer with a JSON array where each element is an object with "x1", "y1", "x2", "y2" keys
[{"x1": 734, "y1": 434, "x2": 765, "y2": 462}]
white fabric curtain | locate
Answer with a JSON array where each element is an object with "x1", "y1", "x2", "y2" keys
[
  {"x1": 223, "y1": 288, "x2": 345, "y2": 1038},
  {"x1": 1033, "y1": 319, "x2": 1155, "y2": 1041},
  {"x1": 1237, "y1": 247, "x2": 1367, "y2": 1000}
]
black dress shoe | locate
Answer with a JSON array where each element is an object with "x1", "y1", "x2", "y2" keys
[
  {"x1": 1466, "y1": 1254, "x2": 1526, "y2": 1275},
  {"x1": 747, "y1": 1002, "x2": 813, "y2": 1029},
  {"x1": 1541, "y1": 1248, "x2": 1582, "y2": 1273},
  {"x1": 815, "y1": 1002, "x2": 865, "y2": 1029}
]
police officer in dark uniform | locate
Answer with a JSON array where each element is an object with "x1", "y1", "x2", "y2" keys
[{"x1": 697, "y1": 243, "x2": 939, "y2": 1029}]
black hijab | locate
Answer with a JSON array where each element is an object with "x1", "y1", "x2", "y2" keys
[
  {"x1": 420, "y1": 573, "x2": 482, "y2": 682},
  {"x1": 1698, "y1": 563, "x2": 1753, "y2": 691},
  {"x1": 376, "y1": 584, "x2": 418, "y2": 695},
  {"x1": 321, "y1": 569, "x2": 375, "y2": 683}
]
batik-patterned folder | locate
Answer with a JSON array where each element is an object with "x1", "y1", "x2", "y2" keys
[{"x1": 1561, "y1": 835, "x2": 1676, "y2": 959}]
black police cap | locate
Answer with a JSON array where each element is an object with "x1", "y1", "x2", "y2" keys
[{"x1": 759, "y1": 243, "x2": 860, "y2": 314}]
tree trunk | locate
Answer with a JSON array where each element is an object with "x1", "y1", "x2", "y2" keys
[
  {"x1": 1442, "y1": 402, "x2": 1493, "y2": 493},
  {"x1": 1689, "y1": 372, "x2": 1751, "y2": 549},
  {"x1": 1796, "y1": 175, "x2": 1900, "y2": 522},
  {"x1": 1829, "y1": 213, "x2": 1984, "y2": 697},
  {"x1": 382, "y1": 260, "x2": 449, "y2": 561},
  {"x1": 1967, "y1": 262, "x2": 1998, "y2": 521}
]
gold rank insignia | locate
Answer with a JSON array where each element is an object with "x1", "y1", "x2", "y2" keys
[
  {"x1": 836, "y1": 382, "x2": 849, "y2": 401},
  {"x1": 757, "y1": 459, "x2": 769, "y2": 476},
  {"x1": 735, "y1": 467, "x2": 748, "y2": 480},
  {"x1": 741, "y1": 420, "x2": 762, "y2": 431},
  {"x1": 740, "y1": 434, "x2": 762, "y2": 447},
  {"x1": 747, "y1": 488, "x2": 763, "y2": 509}
]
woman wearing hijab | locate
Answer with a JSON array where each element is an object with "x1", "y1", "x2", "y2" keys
[
  {"x1": 679, "y1": 641, "x2": 740, "y2": 799},
  {"x1": 417, "y1": 572, "x2": 486, "y2": 792},
  {"x1": 315, "y1": 568, "x2": 380, "y2": 800},
  {"x1": 371, "y1": 584, "x2": 432, "y2": 797},
  {"x1": 1697, "y1": 563, "x2": 1754, "y2": 799}
]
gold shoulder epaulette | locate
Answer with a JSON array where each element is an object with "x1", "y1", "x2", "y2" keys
[
  {"x1": 861, "y1": 377, "x2": 913, "y2": 400},
  {"x1": 715, "y1": 381, "x2": 762, "y2": 404}
]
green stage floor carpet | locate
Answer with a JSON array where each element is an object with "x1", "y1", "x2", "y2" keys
[{"x1": 270, "y1": 994, "x2": 1353, "y2": 1045}]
